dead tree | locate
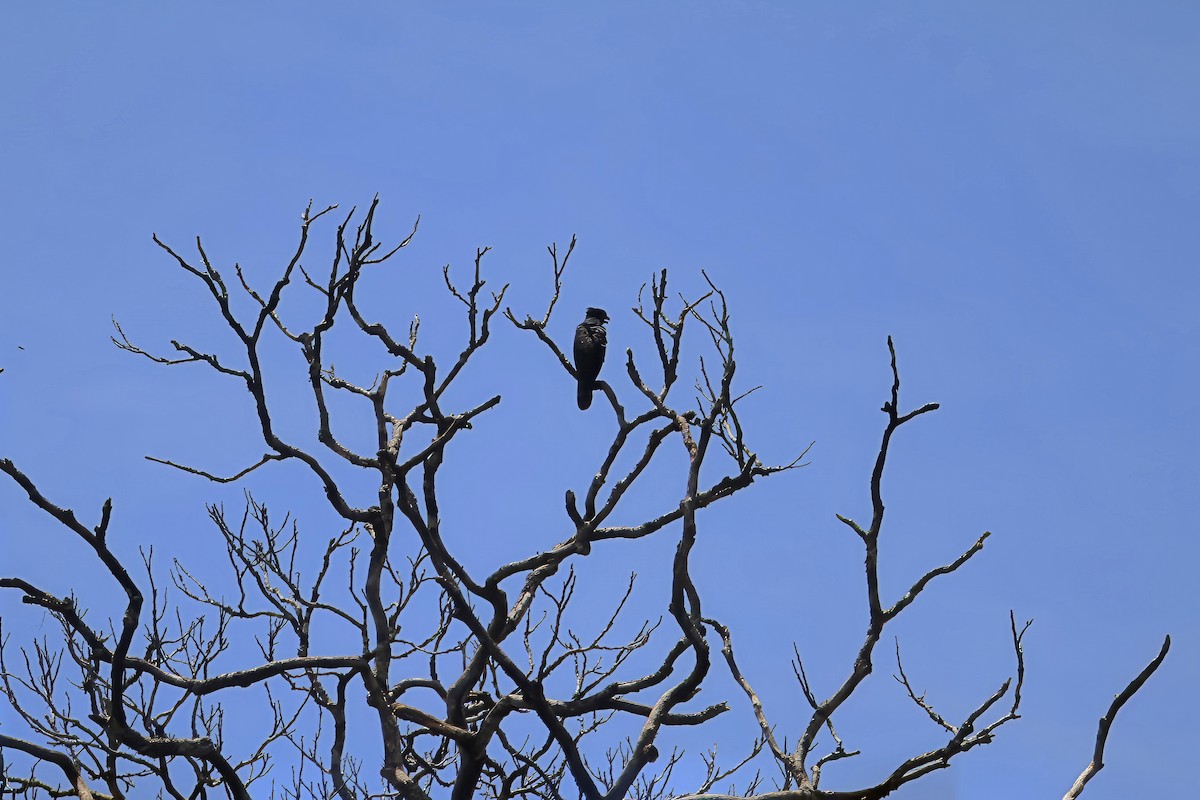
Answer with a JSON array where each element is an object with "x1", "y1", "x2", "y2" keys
[{"x1": 0, "y1": 200, "x2": 1168, "y2": 800}]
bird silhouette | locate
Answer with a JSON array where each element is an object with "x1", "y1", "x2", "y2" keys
[{"x1": 573, "y1": 307, "x2": 609, "y2": 410}]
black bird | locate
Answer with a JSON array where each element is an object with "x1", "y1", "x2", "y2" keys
[{"x1": 573, "y1": 307, "x2": 609, "y2": 410}]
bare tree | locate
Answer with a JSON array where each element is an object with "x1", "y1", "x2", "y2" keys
[{"x1": 0, "y1": 201, "x2": 1168, "y2": 800}]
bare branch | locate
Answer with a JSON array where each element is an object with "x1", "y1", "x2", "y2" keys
[
  {"x1": 893, "y1": 638, "x2": 956, "y2": 734},
  {"x1": 1063, "y1": 635, "x2": 1171, "y2": 800},
  {"x1": 4, "y1": 210, "x2": 1168, "y2": 800},
  {"x1": 144, "y1": 453, "x2": 286, "y2": 483}
]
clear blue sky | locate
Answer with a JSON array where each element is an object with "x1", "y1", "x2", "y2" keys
[{"x1": 1, "y1": 4, "x2": 1196, "y2": 799}]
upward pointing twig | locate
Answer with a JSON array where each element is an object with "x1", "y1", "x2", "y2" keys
[{"x1": 1063, "y1": 635, "x2": 1171, "y2": 800}]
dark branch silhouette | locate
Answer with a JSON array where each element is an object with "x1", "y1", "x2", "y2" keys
[{"x1": 0, "y1": 200, "x2": 1167, "y2": 800}]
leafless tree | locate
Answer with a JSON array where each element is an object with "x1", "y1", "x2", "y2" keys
[{"x1": 0, "y1": 200, "x2": 1168, "y2": 800}]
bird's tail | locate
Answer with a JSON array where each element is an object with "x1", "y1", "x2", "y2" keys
[{"x1": 577, "y1": 381, "x2": 592, "y2": 410}]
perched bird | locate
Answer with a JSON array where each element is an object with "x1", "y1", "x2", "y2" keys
[{"x1": 573, "y1": 307, "x2": 609, "y2": 410}]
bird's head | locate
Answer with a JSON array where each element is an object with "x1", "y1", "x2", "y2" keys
[{"x1": 585, "y1": 307, "x2": 610, "y2": 323}]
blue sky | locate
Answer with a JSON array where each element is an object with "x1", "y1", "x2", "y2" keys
[{"x1": 1, "y1": 4, "x2": 1196, "y2": 798}]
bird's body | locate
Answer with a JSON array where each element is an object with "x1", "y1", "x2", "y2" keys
[{"x1": 573, "y1": 307, "x2": 609, "y2": 410}]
